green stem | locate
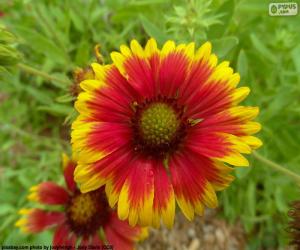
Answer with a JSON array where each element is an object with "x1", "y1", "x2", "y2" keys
[
  {"x1": 18, "y1": 63, "x2": 71, "y2": 85},
  {"x1": 253, "y1": 151, "x2": 300, "y2": 183}
]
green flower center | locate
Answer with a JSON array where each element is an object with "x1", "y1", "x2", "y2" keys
[{"x1": 140, "y1": 103, "x2": 179, "y2": 146}]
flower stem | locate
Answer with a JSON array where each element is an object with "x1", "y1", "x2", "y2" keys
[
  {"x1": 253, "y1": 151, "x2": 300, "y2": 183},
  {"x1": 18, "y1": 63, "x2": 71, "y2": 85}
]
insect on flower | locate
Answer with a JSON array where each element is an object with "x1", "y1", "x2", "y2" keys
[{"x1": 71, "y1": 38, "x2": 262, "y2": 228}]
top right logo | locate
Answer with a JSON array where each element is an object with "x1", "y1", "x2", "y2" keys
[{"x1": 269, "y1": 2, "x2": 298, "y2": 16}]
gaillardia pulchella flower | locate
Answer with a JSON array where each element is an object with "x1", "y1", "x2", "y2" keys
[
  {"x1": 15, "y1": 154, "x2": 147, "y2": 249},
  {"x1": 288, "y1": 201, "x2": 300, "y2": 249},
  {"x1": 71, "y1": 38, "x2": 262, "y2": 228}
]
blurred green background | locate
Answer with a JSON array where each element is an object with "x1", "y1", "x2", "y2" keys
[{"x1": 0, "y1": 0, "x2": 300, "y2": 248}]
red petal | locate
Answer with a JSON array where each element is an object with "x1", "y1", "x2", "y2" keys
[
  {"x1": 53, "y1": 223, "x2": 71, "y2": 245},
  {"x1": 123, "y1": 55, "x2": 157, "y2": 98},
  {"x1": 169, "y1": 151, "x2": 218, "y2": 220},
  {"x1": 87, "y1": 123, "x2": 132, "y2": 155},
  {"x1": 117, "y1": 157, "x2": 154, "y2": 227},
  {"x1": 91, "y1": 233, "x2": 103, "y2": 246},
  {"x1": 104, "y1": 213, "x2": 139, "y2": 250},
  {"x1": 158, "y1": 51, "x2": 190, "y2": 97},
  {"x1": 28, "y1": 209, "x2": 65, "y2": 233},
  {"x1": 185, "y1": 129, "x2": 230, "y2": 159},
  {"x1": 152, "y1": 161, "x2": 175, "y2": 228},
  {"x1": 80, "y1": 236, "x2": 90, "y2": 247},
  {"x1": 86, "y1": 66, "x2": 137, "y2": 123},
  {"x1": 35, "y1": 182, "x2": 70, "y2": 205},
  {"x1": 64, "y1": 160, "x2": 77, "y2": 193}
]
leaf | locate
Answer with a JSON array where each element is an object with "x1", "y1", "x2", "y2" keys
[
  {"x1": 139, "y1": 15, "x2": 168, "y2": 44},
  {"x1": 291, "y1": 44, "x2": 300, "y2": 73},
  {"x1": 24, "y1": 86, "x2": 53, "y2": 105},
  {"x1": 0, "y1": 204, "x2": 14, "y2": 216},
  {"x1": 37, "y1": 104, "x2": 73, "y2": 116},
  {"x1": 247, "y1": 181, "x2": 256, "y2": 217},
  {"x1": 75, "y1": 39, "x2": 91, "y2": 66},
  {"x1": 13, "y1": 26, "x2": 67, "y2": 65},
  {"x1": 235, "y1": 166, "x2": 251, "y2": 179},
  {"x1": 211, "y1": 36, "x2": 239, "y2": 58},
  {"x1": 209, "y1": 0, "x2": 235, "y2": 38},
  {"x1": 250, "y1": 33, "x2": 276, "y2": 63},
  {"x1": 69, "y1": 7, "x2": 85, "y2": 32},
  {"x1": 237, "y1": 49, "x2": 249, "y2": 80},
  {"x1": 275, "y1": 187, "x2": 287, "y2": 212},
  {"x1": 56, "y1": 94, "x2": 75, "y2": 103}
]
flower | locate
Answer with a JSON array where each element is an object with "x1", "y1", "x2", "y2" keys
[
  {"x1": 15, "y1": 154, "x2": 147, "y2": 249},
  {"x1": 288, "y1": 201, "x2": 300, "y2": 249},
  {"x1": 71, "y1": 38, "x2": 262, "y2": 228}
]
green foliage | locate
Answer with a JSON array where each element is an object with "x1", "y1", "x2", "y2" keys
[
  {"x1": 0, "y1": 0, "x2": 300, "y2": 248},
  {"x1": 0, "y1": 27, "x2": 21, "y2": 75}
]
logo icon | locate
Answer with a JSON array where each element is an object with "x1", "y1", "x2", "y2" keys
[
  {"x1": 269, "y1": 2, "x2": 298, "y2": 16},
  {"x1": 271, "y1": 4, "x2": 277, "y2": 14}
]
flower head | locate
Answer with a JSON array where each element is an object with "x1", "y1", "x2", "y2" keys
[
  {"x1": 71, "y1": 38, "x2": 262, "y2": 228},
  {"x1": 16, "y1": 154, "x2": 147, "y2": 249},
  {"x1": 288, "y1": 201, "x2": 300, "y2": 249}
]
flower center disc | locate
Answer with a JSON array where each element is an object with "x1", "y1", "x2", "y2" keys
[
  {"x1": 132, "y1": 98, "x2": 188, "y2": 158},
  {"x1": 140, "y1": 103, "x2": 179, "y2": 146},
  {"x1": 66, "y1": 190, "x2": 109, "y2": 237}
]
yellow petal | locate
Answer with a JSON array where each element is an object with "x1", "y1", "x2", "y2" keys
[
  {"x1": 138, "y1": 188, "x2": 154, "y2": 226},
  {"x1": 110, "y1": 52, "x2": 126, "y2": 76},
  {"x1": 130, "y1": 40, "x2": 144, "y2": 58},
  {"x1": 218, "y1": 152, "x2": 249, "y2": 167},
  {"x1": 161, "y1": 40, "x2": 176, "y2": 57},
  {"x1": 161, "y1": 191, "x2": 175, "y2": 229},
  {"x1": 120, "y1": 45, "x2": 132, "y2": 57},
  {"x1": 195, "y1": 41, "x2": 211, "y2": 62},
  {"x1": 128, "y1": 207, "x2": 139, "y2": 227},
  {"x1": 145, "y1": 38, "x2": 158, "y2": 58},
  {"x1": 176, "y1": 196, "x2": 194, "y2": 221},
  {"x1": 241, "y1": 122, "x2": 262, "y2": 135},
  {"x1": 118, "y1": 182, "x2": 130, "y2": 220},
  {"x1": 208, "y1": 53, "x2": 218, "y2": 68},
  {"x1": 240, "y1": 136, "x2": 263, "y2": 149},
  {"x1": 62, "y1": 153, "x2": 69, "y2": 169},
  {"x1": 228, "y1": 73, "x2": 240, "y2": 88},
  {"x1": 80, "y1": 79, "x2": 104, "y2": 92},
  {"x1": 231, "y1": 87, "x2": 250, "y2": 105},
  {"x1": 202, "y1": 182, "x2": 218, "y2": 208}
]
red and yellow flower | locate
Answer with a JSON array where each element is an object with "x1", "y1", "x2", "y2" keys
[
  {"x1": 15, "y1": 154, "x2": 147, "y2": 249},
  {"x1": 71, "y1": 38, "x2": 262, "y2": 228}
]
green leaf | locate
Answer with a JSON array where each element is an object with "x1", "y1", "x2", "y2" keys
[
  {"x1": 291, "y1": 44, "x2": 300, "y2": 73},
  {"x1": 56, "y1": 94, "x2": 75, "y2": 103},
  {"x1": 139, "y1": 15, "x2": 168, "y2": 44},
  {"x1": 250, "y1": 33, "x2": 276, "y2": 63},
  {"x1": 0, "y1": 204, "x2": 14, "y2": 216},
  {"x1": 237, "y1": 49, "x2": 249, "y2": 80},
  {"x1": 247, "y1": 181, "x2": 256, "y2": 217},
  {"x1": 69, "y1": 8, "x2": 85, "y2": 32},
  {"x1": 13, "y1": 26, "x2": 67, "y2": 65},
  {"x1": 211, "y1": 36, "x2": 239, "y2": 58},
  {"x1": 209, "y1": 0, "x2": 235, "y2": 38},
  {"x1": 274, "y1": 187, "x2": 287, "y2": 212},
  {"x1": 0, "y1": 28, "x2": 18, "y2": 44},
  {"x1": 37, "y1": 104, "x2": 73, "y2": 116},
  {"x1": 75, "y1": 39, "x2": 91, "y2": 66},
  {"x1": 24, "y1": 86, "x2": 53, "y2": 105},
  {"x1": 235, "y1": 166, "x2": 251, "y2": 179}
]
